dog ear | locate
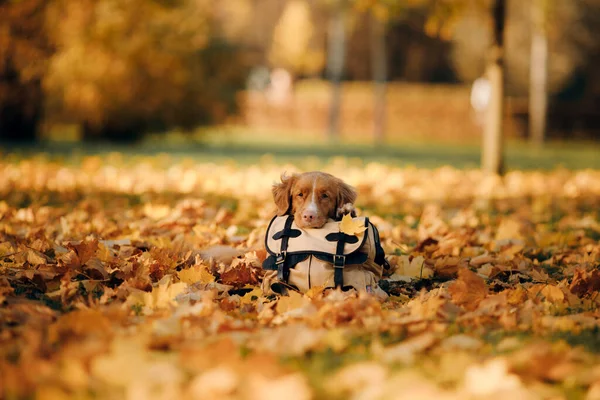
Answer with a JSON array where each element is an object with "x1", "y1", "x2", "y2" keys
[
  {"x1": 336, "y1": 179, "x2": 357, "y2": 208},
  {"x1": 272, "y1": 173, "x2": 297, "y2": 215}
]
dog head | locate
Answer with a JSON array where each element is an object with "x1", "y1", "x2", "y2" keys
[{"x1": 272, "y1": 171, "x2": 357, "y2": 229}]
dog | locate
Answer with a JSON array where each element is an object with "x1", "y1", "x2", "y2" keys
[
  {"x1": 272, "y1": 171, "x2": 357, "y2": 229},
  {"x1": 263, "y1": 171, "x2": 389, "y2": 298}
]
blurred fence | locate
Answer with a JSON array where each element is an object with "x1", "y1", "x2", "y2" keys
[{"x1": 241, "y1": 81, "x2": 526, "y2": 141}]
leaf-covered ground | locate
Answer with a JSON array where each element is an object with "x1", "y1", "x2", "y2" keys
[{"x1": 1, "y1": 155, "x2": 600, "y2": 399}]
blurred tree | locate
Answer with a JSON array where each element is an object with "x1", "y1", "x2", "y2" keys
[
  {"x1": 399, "y1": 0, "x2": 505, "y2": 173},
  {"x1": 528, "y1": 0, "x2": 547, "y2": 146},
  {"x1": 45, "y1": 0, "x2": 248, "y2": 141},
  {"x1": 353, "y1": 0, "x2": 463, "y2": 144},
  {"x1": 451, "y1": 1, "x2": 589, "y2": 97},
  {"x1": 370, "y1": 9, "x2": 387, "y2": 144},
  {"x1": 269, "y1": 0, "x2": 325, "y2": 77},
  {"x1": 321, "y1": 0, "x2": 426, "y2": 142},
  {"x1": 326, "y1": 3, "x2": 347, "y2": 141},
  {"x1": 0, "y1": 0, "x2": 51, "y2": 143},
  {"x1": 482, "y1": 0, "x2": 505, "y2": 175}
]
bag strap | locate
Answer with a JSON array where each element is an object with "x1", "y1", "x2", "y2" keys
[
  {"x1": 273, "y1": 215, "x2": 301, "y2": 283},
  {"x1": 325, "y1": 232, "x2": 359, "y2": 288},
  {"x1": 370, "y1": 220, "x2": 390, "y2": 270}
]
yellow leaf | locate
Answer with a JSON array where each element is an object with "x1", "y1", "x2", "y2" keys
[
  {"x1": 35, "y1": 385, "x2": 71, "y2": 400},
  {"x1": 26, "y1": 249, "x2": 47, "y2": 266},
  {"x1": 323, "y1": 329, "x2": 348, "y2": 352},
  {"x1": 464, "y1": 358, "x2": 523, "y2": 396},
  {"x1": 91, "y1": 337, "x2": 149, "y2": 386},
  {"x1": 240, "y1": 287, "x2": 263, "y2": 305},
  {"x1": 276, "y1": 290, "x2": 308, "y2": 314},
  {"x1": 305, "y1": 285, "x2": 325, "y2": 299},
  {"x1": 495, "y1": 218, "x2": 523, "y2": 241},
  {"x1": 541, "y1": 285, "x2": 565, "y2": 304},
  {"x1": 143, "y1": 203, "x2": 171, "y2": 220},
  {"x1": 0, "y1": 241, "x2": 14, "y2": 257},
  {"x1": 178, "y1": 264, "x2": 215, "y2": 284},
  {"x1": 339, "y1": 214, "x2": 367, "y2": 236},
  {"x1": 381, "y1": 332, "x2": 437, "y2": 364},
  {"x1": 391, "y1": 255, "x2": 432, "y2": 280},
  {"x1": 129, "y1": 275, "x2": 188, "y2": 312},
  {"x1": 404, "y1": 255, "x2": 432, "y2": 279}
]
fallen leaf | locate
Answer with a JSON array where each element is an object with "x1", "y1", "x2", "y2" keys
[
  {"x1": 65, "y1": 239, "x2": 99, "y2": 266},
  {"x1": 463, "y1": 358, "x2": 523, "y2": 396},
  {"x1": 240, "y1": 287, "x2": 263, "y2": 305},
  {"x1": 569, "y1": 269, "x2": 600, "y2": 297},
  {"x1": 276, "y1": 291, "x2": 309, "y2": 314},
  {"x1": 178, "y1": 264, "x2": 215, "y2": 284},
  {"x1": 381, "y1": 332, "x2": 437, "y2": 364},
  {"x1": 495, "y1": 218, "x2": 524, "y2": 241},
  {"x1": 540, "y1": 285, "x2": 565, "y2": 304},
  {"x1": 26, "y1": 249, "x2": 47, "y2": 266},
  {"x1": 448, "y1": 268, "x2": 487, "y2": 310},
  {"x1": 128, "y1": 275, "x2": 188, "y2": 312},
  {"x1": 339, "y1": 214, "x2": 367, "y2": 236}
]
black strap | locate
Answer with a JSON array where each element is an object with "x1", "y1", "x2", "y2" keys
[
  {"x1": 263, "y1": 252, "x2": 367, "y2": 270},
  {"x1": 273, "y1": 215, "x2": 300, "y2": 283},
  {"x1": 333, "y1": 237, "x2": 346, "y2": 288},
  {"x1": 325, "y1": 232, "x2": 357, "y2": 288},
  {"x1": 370, "y1": 222, "x2": 388, "y2": 269}
]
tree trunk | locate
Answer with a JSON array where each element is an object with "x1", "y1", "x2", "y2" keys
[
  {"x1": 529, "y1": 0, "x2": 548, "y2": 146},
  {"x1": 327, "y1": 8, "x2": 346, "y2": 141},
  {"x1": 0, "y1": 70, "x2": 41, "y2": 143},
  {"x1": 0, "y1": 0, "x2": 48, "y2": 144},
  {"x1": 482, "y1": 0, "x2": 506, "y2": 175},
  {"x1": 370, "y1": 12, "x2": 387, "y2": 145}
]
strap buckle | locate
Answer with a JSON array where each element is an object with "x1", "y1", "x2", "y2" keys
[
  {"x1": 333, "y1": 254, "x2": 346, "y2": 268},
  {"x1": 276, "y1": 251, "x2": 288, "y2": 282},
  {"x1": 275, "y1": 251, "x2": 287, "y2": 265}
]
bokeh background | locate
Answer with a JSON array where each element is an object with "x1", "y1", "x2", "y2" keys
[
  {"x1": 3, "y1": 3, "x2": 600, "y2": 399},
  {"x1": 1, "y1": 0, "x2": 600, "y2": 169}
]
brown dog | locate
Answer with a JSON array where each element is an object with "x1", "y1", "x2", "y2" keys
[{"x1": 272, "y1": 171, "x2": 357, "y2": 229}]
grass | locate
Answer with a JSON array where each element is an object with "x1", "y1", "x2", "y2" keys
[{"x1": 3, "y1": 126, "x2": 600, "y2": 171}]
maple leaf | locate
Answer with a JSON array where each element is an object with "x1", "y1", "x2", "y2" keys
[
  {"x1": 178, "y1": 264, "x2": 215, "y2": 284},
  {"x1": 339, "y1": 214, "x2": 366, "y2": 236},
  {"x1": 220, "y1": 257, "x2": 260, "y2": 288},
  {"x1": 276, "y1": 291, "x2": 310, "y2": 314},
  {"x1": 240, "y1": 287, "x2": 263, "y2": 305},
  {"x1": 0, "y1": 241, "x2": 14, "y2": 257},
  {"x1": 495, "y1": 218, "x2": 525, "y2": 243},
  {"x1": 65, "y1": 239, "x2": 99, "y2": 266},
  {"x1": 569, "y1": 269, "x2": 600, "y2": 297},
  {"x1": 389, "y1": 255, "x2": 433, "y2": 280},
  {"x1": 448, "y1": 268, "x2": 487, "y2": 310},
  {"x1": 25, "y1": 249, "x2": 47, "y2": 266},
  {"x1": 128, "y1": 275, "x2": 188, "y2": 312},
  {"x1": 540, "y1": 285, "x2": 565, "y2": 304}
]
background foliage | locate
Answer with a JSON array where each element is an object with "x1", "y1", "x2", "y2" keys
[{"x1": 3, "y1": 0, "x2": 600, "y2": 141}]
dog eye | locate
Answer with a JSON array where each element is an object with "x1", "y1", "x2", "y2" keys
[
  {"x1": 297, "y1": 193, "x2": 303, "y2": 197},
  {"x1": 321, "y1": 193, "x2": 329, "y2": 199}
]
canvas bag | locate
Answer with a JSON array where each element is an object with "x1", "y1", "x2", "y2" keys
[{"x1": 261, "y1": 215, "x2": 388, "y2": 296}]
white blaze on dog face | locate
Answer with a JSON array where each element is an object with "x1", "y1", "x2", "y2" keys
[
  {"x1": 291, "y1": 172, "x2": 337, "y2": 229},
  {"x1": 306, "y1": 178, "x2": 318, "y2": 214}
]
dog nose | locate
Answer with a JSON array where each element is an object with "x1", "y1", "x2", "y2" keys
[{"x1": 302, "y1": 210, "x2": 316, "y2": 223}]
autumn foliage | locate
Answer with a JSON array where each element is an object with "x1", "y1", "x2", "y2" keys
[{"x1": 1, "y1": 156, "x2": 600, "y2": 398}]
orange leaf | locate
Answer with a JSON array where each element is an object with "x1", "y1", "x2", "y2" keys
[{"x1": 448, "y1": 268, "x2": 487, "y2": 310}]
